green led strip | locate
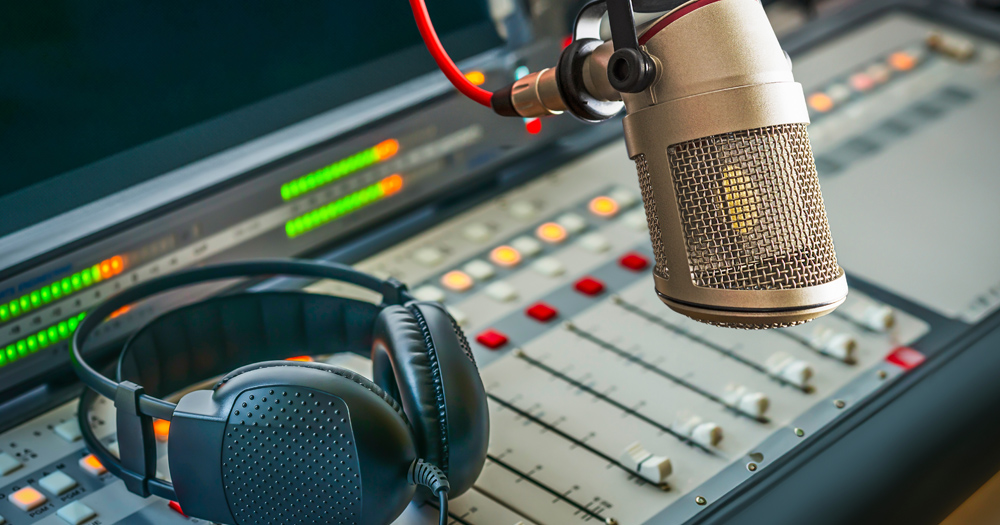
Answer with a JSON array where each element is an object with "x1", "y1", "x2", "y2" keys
[
  {"x1": 285, "y1": 175, "x2": 402, "y2": 239},
  {"x1": 0, "y1": 312, "x2": 87, "y2": 369},
  {"x1": 0, "y1": 256, "x2": 123, "y2": 324},
  {"x1": 280, "y1": 139, "x2": 399, "y2": 202}
]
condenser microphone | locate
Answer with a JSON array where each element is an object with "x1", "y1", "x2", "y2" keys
[{"x1": 411, "y1": 0, "x2": 847, "y2": 328}]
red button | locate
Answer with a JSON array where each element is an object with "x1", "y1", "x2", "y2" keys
[
  {"x1": 526, "y1": 302, "x2": 558, "y2": 322},
  {"x1": 476, "y1": 329, "x2": 509, "y2": 349},
  {"x1": 574, "y1": 277, "x2": 605, "y2": 296},
  {"x1": 169, "y1": 501, "x2": 187, "y2": 516},
  {"x1": 886, "y1": 346, "x2": 925, "y2": 371},
  {"x1": 619, "y1": 252, "x2": 649, "y2": 271}
]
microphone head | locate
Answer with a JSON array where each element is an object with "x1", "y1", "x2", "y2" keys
[{"x1": 621, "y1": 0, "x2": 847, "y2": 328}]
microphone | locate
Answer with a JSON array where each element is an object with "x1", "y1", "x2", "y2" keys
[{"x1": 412, "y1": 0, "x2": 847, "y2": 328}]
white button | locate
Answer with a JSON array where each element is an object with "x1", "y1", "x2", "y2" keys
[
  {"x1": 621, "y1": 442, "x2": 671, "y2": 485},
  {"x1": 412, "y1": 285, "x2": 446, "y2": 303},
  {"x1": 447, "y1": 307, "x2": 469, "y2": 326},
  {"x1": 463, "y1": 259, "x2": 495, "y2": 281},
  {"x1": 484, "y1": 281, "x2": 518, "y2": 302},
  {"x1": 54, "y1": 419, "x2": 82, "y2": 442},
  {"x1": 556, "y1": 213, "x2": 587, "y2": 234},
  {"x1": 510, "y1": 236, "x2": 542, "y2": 257},
  {"x1": 0, "y1": 452, "x2": 22, "y2": 476},
  {"x1": 508, "y1": 200, "x2": 538, "y2": 219},
  {"x1": 623, "y1": 209, "x2": 648, "y2": 231},
  {"x1": 462, "y1": 223, "x2": 492, "y2": 242},
  {"x1": 578, "y1": 233, "x2": 611, "y2": 253},
  {"x1": 10, "y1": 487, "x2": 47, "y2": 511},
  {"x1": 609, "y1": 187, "x2": 639, "y2": 208},
  {"x1": 531, "y1": 257, "x2": 565, "y2": 277},
  {"x1": 412, "y1": 247, "x2": 446, "y2": 267},
  {"x1": 57, "y1": 501, "x2": 96, "y2": 525},
  {"x1": 39, "y1": 471, "x2": 78, "y2": 496}
]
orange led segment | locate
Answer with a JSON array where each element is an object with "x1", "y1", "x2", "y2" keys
[
  {"x1": 285, "y1": 355, "x2": 313, "y2": 362},
  {"x1": 109, "y1": 305, "x2": 131, "y2": 319},
  {"x1": 807, "y1": 93, "x2": 834, "y2": 113},
  {"x1": 464, "y1": 71, "x2": 486, "y2": 86},
  {"x1": 153, "y1": 419, "x2": 171, "y2": 441},
  {"x1": 10, "y1": 486, "x2": 47, "y2": 511},
  {"x1": 535, "y1": 223, "x2": 567, "y2": 244},
  {"x1": 379, "y1": 174, "x2": 404, "y2": 196},
  {"x1": 79, "y1": 454, "x2": 107, "y2": 476},
  {"x1": 374, "y1": 139, "x2": 400, "y2": 160},
  {"x1": 588, "y1": 196, "x2": 620, "y2": 217},
  {"x1": 440, "y1": 270, "x2": 474, "y2": 292},
  {"x1": 489, "y1": 246, "x2": 522, "y2": 267},
  {"x1": 888, "y1": 51, "x2": 917, "y2": 71}
]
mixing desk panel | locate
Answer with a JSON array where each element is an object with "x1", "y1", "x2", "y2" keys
[{"x1": 2, "y1": 2, "x2": 1000, "y2": 524}]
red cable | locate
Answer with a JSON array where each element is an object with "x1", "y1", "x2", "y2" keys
[{"x1": 409, "y1": 0, "x2": 494, "y2": 108}]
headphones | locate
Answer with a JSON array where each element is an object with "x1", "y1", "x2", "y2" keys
[{"x1": 71, "y1": 259, "x2": 489, "y2": 525}]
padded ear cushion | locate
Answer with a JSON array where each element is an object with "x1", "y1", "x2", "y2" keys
[
  {"x1": 371, "y1": 302, "x2": 489, "y2": 497},
  {"x1": 212, "y1": 361, "x2": 417, "y2": 524}
]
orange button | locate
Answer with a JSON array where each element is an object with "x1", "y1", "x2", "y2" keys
[
  {"x1": 440, "y1": 270, "x2": 474, "y2": 292},
  {"x1": 11, "y1": 486, "x2": 47, "y2": 511},
  {"x1": 535, "y1": 223, "x2": 567, "y2": 244},
  {"x1": 285, "y1": 355, "x2": 313, "y2": 362},
  {"x1": 489, "y1": 246, "x2": 522, "y2": 267},
  {"x1": 807, "y1": 93, "x2": 834, "y2": 113},
  {"x1": 153, "y1": 419, "x2": 171, "y2": 441},
  {"x1": 79, "y1": 454, "x2": 107, "y2": 476},
  {"x1": 588, "y1": 196, "x2": 620, "y2": 217},
  {"x1": 888, "y1": 51, "x2": 917, "y2": 71}
]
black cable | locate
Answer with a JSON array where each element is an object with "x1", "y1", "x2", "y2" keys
[
  {"x1": 409, "y1": 459, "x2": 451, "y2": 525},
  {"x1": 438, "y1": 490, "x2": 449, "y2": 525}
]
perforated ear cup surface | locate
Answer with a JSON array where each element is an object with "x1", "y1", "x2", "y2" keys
[
  {"x1": 209, "y1": 362, "x2": 416, "y2": 525},
  {"x1": 371, "y1": 302, "x2": 489, "y2": 497}
]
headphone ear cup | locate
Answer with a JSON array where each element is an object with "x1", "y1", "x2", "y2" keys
[
  {"x1": 209, "y1": 361, "x2": 417, "y2": 524},
  {"x1": 371, "y1": 303, "x2": 489, "y2": 497}
]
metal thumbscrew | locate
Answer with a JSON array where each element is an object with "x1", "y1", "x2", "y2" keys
[
  {"x1": 747, "y1": 463, "x2": 757, "y2": 472},
  {"x1": 834, "y1": 399, "x2": 846, "y2": 409},
  {"x1": 605, "y1": 519, "x2": 619, "y2": 525},
  {"x1": 695, "y1": 496, "x2": 707, "y2": 506},
  {"x1": 794, "y1": 428, "x2": 806, "y2": 437}
]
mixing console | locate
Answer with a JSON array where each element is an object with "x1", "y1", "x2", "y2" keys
[{"x1": 1, "y1": 2, "x2": 999, "y2": 524}]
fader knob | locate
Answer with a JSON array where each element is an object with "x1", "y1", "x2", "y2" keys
[
  {"x1": 724, "y1": 385, "x2": 770, "y2": 419},
  {"x1": 621, "y1": 442, "x2": 672, "y2": 485},
  {"x1": 677, "y1": 416, "x2": 723, "y2": 447},
  {"x1": 766, "y1": 353, "x2": 814, "y2": 389},
  {"x1": 841, "y1": 301, "x2": 896, "y2": 332},
  {"x1": 809, "y1": 326, "x2": 857, "y2": 362}
]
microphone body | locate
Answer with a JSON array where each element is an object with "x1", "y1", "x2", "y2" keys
[{"x1": 620, "y1": 0, "x2": 847, "y2": 327}]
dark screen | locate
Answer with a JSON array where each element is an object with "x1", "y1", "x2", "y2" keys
[{"x1": 0, "y1": 1, "x2": 496, "y2": 200}]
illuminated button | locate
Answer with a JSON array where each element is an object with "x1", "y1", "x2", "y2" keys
[
  {"x1": 10, "y1": 487, "x2": 46, "y2": 511},
  {"x1": 53, "y1": 419, "x2": 82, "y2": 442},
  {"x1": 462, "y1": 222, "x2": 493, "y2": 243},
  {"x1": 57, "y1": 501, "x2": 96, "y2": 525},
  {"x1": 440, "y1": 271, "x2": 474, "y2": 292},
  {"x1": 39, "y1": 471, "x2": 78, "y2": 496},
  {"x1": 588, "y1": 196, "x2": 620, "y2": 217},
  {"x1": 286, "y1": 356, "x2": 313, "y2": 362},
  {"x1": 525, "y1": 302, "x2": 558, "y2": 322},
  {"x1": 412, "y1": 285, "x2": 446, "y2": 303},
  {"x1": 866, "y1": 64, "x2": 890, "y2": 84},
  {"x1": 169, "y1": 501, "x2": 187, "y2": 517},
  {"x1": 888, "y1": 51, "x2": 917, "y2": 71},
  {"x1": 574, "y1": 277, "x2": 605, "y2": 296},
  {"x1": 446, "y1": 307, "x2": 469, "y2": 326},
  {"x1": 412, "y1": 247, "x2": 446, "y2": 267},
  {"x1": 619, "y1": 252, "x2": 650, "y2": 271},
  {"x1": 849, "y1": 72, "x2": 874, "y2": 92},
  {"x1": 462, "y1": 259, "x2": 495, "y2": 281},
  {"x1": 508, "y1": 200, "x2": 538, "y2": 219},
  {"x1": 623, "y1": 209, "x2": 648, "y2": 231},
  {"x1": 578, "y1": 233, "x2": 611, "y2": 253},
  {"x1": 484, "y1": 281, "x2": 518, "y2": 303},
  {"x1": 535, "y1": 222, "x2": 567, "y2": 244},
  {"x1": 531, "y1": 257, "x2": 565, "y2": 277},
  {"x1": 609, "y1": 188, "x2": 639, "y2": 208},
  {"x1": 556, "y1": 213, "x2": 587, "y2": 234},
  {"x1": 489, "y1": 246, "x2": 522, "y2": 268},
  {"x1": 0, "y1": 452, "x2": 23, "y2": 476},
  {"x1": 475, "y1": 329, "x2": 509, "y2": 350},
  {"x1": 886, "y1": 346, "x2": 925, "y2": 371},
  {"x1": 807, "y1": 92, "x2": 834, "y2": 113},
  {"x1": 79, "y1": 454, "x2": 107, "y2": 477},
  {"x1": 510, "y1": 236, "x2": 542, "y2": 256},
  {"x1": 827, "y1": 83, "x2": 851, "y2": 103},
  {"x1": 464, "y1": 70, "x2": 486, "y2": 86},
  {"x1": 153, "y1": 419, "x2": 171, "y2": 442}
]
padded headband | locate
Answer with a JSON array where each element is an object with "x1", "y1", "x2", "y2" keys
[{"x1": 71, "y1": 259, "x2": 412, "y2": 420}]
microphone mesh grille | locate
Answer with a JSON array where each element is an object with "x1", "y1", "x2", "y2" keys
[
  {"x1": 634, "y1": 153, "x2": 668, "y2": 280},
  {"x1": 668, "y1": 123, "x2": 839, "y2": 291}
]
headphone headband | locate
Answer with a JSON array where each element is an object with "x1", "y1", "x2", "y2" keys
[{"x1": 71, "y1": 259, "x2": 411, "y2": 419}]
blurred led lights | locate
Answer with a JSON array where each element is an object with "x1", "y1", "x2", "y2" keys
[
  {"x1": 285, "y1": 174, "x2": 404, "y2": 239},
  {"x1": 280, "y1": 139, "x2": 400, "y2": 201},
  {"x1": 0, "y1": 256, "x2": 124, "y2": 324}
]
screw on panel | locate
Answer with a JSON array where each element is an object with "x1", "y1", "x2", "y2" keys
[
  {"x1": 564, "y1": 321, "x2": 576, "y2": 330},
  {"x1": 747, "y1": 462, "x2": 757, "y2": 472},
  {"x1": 605, "y1": 519, "x2": 619, "y2": 525},
  {"x1": 794, "y1": 428, "x2": 805, "y2": 437},
  {"x1": 834, "y1": 399, "x2": 846, "y2": 409},
  {"x1": 877, "y1": 370, "x2": 888, "y2": 379},
  {"x1": 695, "y1": 496, "x2": 707, "y2": 506},
  {"x1": 514, "y1": 348, "x2": 526, "y2": 357}
]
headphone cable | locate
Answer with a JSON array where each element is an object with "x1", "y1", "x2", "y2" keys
[{"x1": 409, "y1": 459, "x2": 452, "y2": 525}]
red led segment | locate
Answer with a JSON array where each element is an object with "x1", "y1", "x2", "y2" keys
[
  {"x1": 619, "y1": 252, "x2": 650, "y2": 271},
  {"x1": 476, "y1": 329, "x2": 509, "y2": 350},
  {"x1": 525, "y1": 302, "x2": 558, "y2": 322},
  {"x1": 574, "y1": 277, "x2": 605, "y2": 296},
  {"x1": 886, "y1": 347, "x2": 925, "y2": 371}
]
